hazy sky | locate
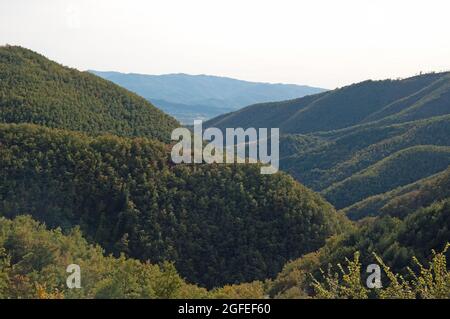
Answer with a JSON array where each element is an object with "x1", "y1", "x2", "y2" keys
[{"x1": 1, "y1": 0, "x2": 449, "y2": 88}]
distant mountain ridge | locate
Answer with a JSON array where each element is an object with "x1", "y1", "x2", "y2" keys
[
  {"x1": 206, "y1": 72, "x2": 450, "y2": 132},
  {"x1": 90, "y1": 71, "x2": 326, "y2": 123}
]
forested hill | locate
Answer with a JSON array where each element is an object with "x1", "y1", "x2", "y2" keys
[
  {"x1": 0, "y1": 46, "x2": 179, "y2": 142},
  {"x1": 0, "y1": 123, "x2": 347, "y2": 288}
]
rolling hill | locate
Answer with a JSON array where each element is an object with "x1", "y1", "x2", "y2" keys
[
  {"x1": 0, "y1": 46, "x2": 179, "y2": 142},
  {"x1": 91, "y1": 71, "x2": 326, "y2": 123},
  {"x1": 0, "y1": 46, "x2": 448, "y2": 298}
]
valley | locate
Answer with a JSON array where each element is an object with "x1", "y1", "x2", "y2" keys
[{"x1": 0, "y1": 45, "x2": 448, "y2": 299}]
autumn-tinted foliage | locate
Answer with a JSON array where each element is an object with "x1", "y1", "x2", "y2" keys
[{"x1": 0, "y1": 215, "x2": 210, "y2": 299}]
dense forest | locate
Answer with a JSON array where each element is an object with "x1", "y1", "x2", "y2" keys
[
  {"x1": 0, "y1": 46, "x2": 449, "y2": 299},
  {"x1": 0, "y1": 123, "x2": 346, "y2": 288},
  {"x1": 321, "y1": 145, "x2": 450, "y2": 209}
]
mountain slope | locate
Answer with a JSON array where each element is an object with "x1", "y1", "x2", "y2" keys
[
  {"x1": 91, "y1": 71, "x2": 326, "y2": 123},
  {"x1": 283, "y1": 73, "x2": 450, "y2": 133},
  {"x1": 0, "y1": 46, "x2": 179, "y2": 142}
]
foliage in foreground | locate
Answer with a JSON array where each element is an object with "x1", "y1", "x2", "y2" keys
[
  {"x1": 0, "y1": 215, "x2": 269, "y2": 299},
  {"x1": 268, "y1": 199, "x2": 450, "y2": 298},
  {"x1": 312, "y1": 245, "x2": 450, "y2": 299},
  {"x1": 0, "y1": 215, "x2": 200, "y2": 299},
  {"x1": 1, "y1": 215, "x2": 448, "y2": 299}
]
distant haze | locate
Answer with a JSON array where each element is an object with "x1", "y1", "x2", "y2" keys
[
  {"x1": 91, "y1": 71, "x2": 325, "y2": 123},
  {"x1": 1, "y1": 0, "x2": 450, "y2": 88}
]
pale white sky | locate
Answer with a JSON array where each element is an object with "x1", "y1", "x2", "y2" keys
[{"x1": 1, "y1": 0, "x2": 449, "y2": 88}]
